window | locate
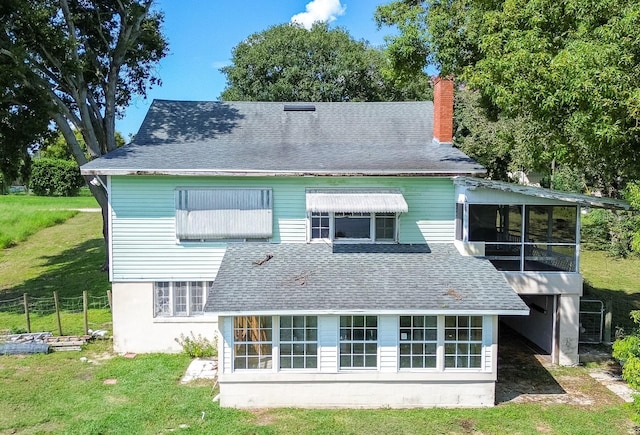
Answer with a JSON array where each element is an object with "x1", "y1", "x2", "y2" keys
[
  {"x1": 154, "y1": 281, "x2": 210, "y2": 317},
  {"x1": 461, "y1": 203, "x2": 578, "y2": 272},
  {"x1": 175, "y1": 188, "x2": 272, "y2": 241},
  {"x1": 444, "y1": 316, "x2": 483, "y2": 369},
  {"x1": 340, "y1": 315, "x2": 378, "y2": 369},
  {"x1": 399, "y1": 316, "x2": 438, "y2": 369},
  {"x1": 234, "y1": 316, "x2": 273, "y2": 370},
  {"x1": 310, "y1": 212, "x2": 398, "y2": 242},
  {"x1": 279, "y1": 316, "x2": 318, "y2": 369}
]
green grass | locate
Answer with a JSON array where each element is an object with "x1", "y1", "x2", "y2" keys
[
  {"x1": 0, "y1": 342, "x2": 634, "y2": 434},
  {"x1": 0, "y1": 195, "x2": 109, "y2": 335},
  {"x1": 581, "y1": 250, "x2": 640, "y2": 332},
  {"x1": 0, "y1": 194, "x2": 98, "y2": 249}
]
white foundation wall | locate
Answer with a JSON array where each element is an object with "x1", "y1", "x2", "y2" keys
[
  {"x1": 111, "y1": 282, "x2": 218, "y2": 353},
  {"x1": 219, "y1": 378, "x2": 495, "y2": 408}
]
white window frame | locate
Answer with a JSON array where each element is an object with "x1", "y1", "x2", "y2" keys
[
  {"x1": 153, "y1": 281, "x2": 210, "y2": 317},
  {"x1": 308, "y1": 212, "x2": 399, "y2": 243},
  {"x1": 444, "y1": 315, "x2": 483, "y2": 369},
  {"x1": 399, "y1": 315, "x2": 438, "y2": 370},
  {"x1": 339, "y1": 315, "x2": 378, "y2": 370},
  {"x1": 233, "y1": 316, "x2": 273, "y2": 370},
  {"x1": 279, "y1": 316, "x2": 318, "y2": 370}
]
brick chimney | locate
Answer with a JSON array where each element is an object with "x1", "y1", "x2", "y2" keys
[{"x1": 433, "y1": 77, "x2": 454, "y2": 144}]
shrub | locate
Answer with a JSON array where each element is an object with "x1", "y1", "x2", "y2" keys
[
  {"x1": 29, "y1": 158, "x2": 84, "y2": 196},
  {"x1": 175, "y1": 332, "x2": 217, "y2": 358},
  {"x1": 613, "y1": 311, "x2": 640, "y2": 390}
]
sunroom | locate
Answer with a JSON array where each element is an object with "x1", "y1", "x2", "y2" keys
[{"x1": 206, "y1": 243, "x2": 528, "y2": 408}]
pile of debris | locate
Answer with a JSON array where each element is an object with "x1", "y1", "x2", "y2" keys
[{"x1": 0, "y1": 330, "x2": 109, "y2": 355}]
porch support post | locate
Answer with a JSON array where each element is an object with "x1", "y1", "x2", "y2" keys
[{"x1": 557, "y1": 294, "x2": 580, "y2": 366}]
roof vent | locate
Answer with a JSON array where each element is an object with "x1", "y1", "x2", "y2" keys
[{"x1": 284, "y1": 104, "x2": 316, "y2": 112}]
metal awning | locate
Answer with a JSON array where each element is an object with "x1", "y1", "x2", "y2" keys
[
  {"x1": 454, "y1": 177, "x2": 631, "y2": 210},
  {"x1": 306, "y1": 189, "x2": 408, "y2": 213}
]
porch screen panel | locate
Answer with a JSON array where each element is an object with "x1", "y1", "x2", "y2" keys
[{"x1": 176, "y1": 188, "x2": 272, "y2": 240}]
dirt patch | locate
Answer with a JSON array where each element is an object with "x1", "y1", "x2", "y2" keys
[
  {"x1": 251, "y1": 409, "x2": 278, "y2": 426},
  {"x1": 497, "y1": 327, "x2": 627, "y2": 406}
]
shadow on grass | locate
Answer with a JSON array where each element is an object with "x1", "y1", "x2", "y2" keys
[
  {"x1": 1, "y1": 238, "x2": 109, "y2": 300},
  {"x1": 583, "y1": 282, "x2": 640, "y2": 335},
  {"x1": 496, "y1": 324, "x2": 565, "y2": 403}
]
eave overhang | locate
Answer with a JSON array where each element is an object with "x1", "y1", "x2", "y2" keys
[{"x1": 454, "y1": 176, "x2": 631, "y2": 210}]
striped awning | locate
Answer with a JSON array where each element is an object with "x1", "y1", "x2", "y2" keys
[{"x1": 306, "y1": 189, "x2": 408, "y2": 213}]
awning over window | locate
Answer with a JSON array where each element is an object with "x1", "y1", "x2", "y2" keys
[{"x1": 306, "y1": 189, "x2": 408, "y2": 213}]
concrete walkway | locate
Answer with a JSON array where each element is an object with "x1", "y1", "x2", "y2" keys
[{"x1": 589, "y1": 370, "x2": 636, "y2": 403}]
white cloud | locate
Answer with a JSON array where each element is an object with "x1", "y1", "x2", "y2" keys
[{"x1": 291, "y1": 0, "x2": 347, "y2": 30}]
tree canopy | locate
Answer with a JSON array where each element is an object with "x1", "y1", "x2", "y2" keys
[
  {"x1": 376, "y1": 0, "x2": 640, "y2": 194},
  {"x1": 1, "y1": 0, "x2": 168, "y2": 267},
  {"x1": 220, "y1": 23, "x2": 431, "y2": 102}
]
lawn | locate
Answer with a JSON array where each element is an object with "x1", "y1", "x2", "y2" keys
[
  {"x1": 0, "y1": 193, "x2": 98, "y2": 249},
  {"x1": 0, "y1": 194, "x2": 109, "y2": 335},
  {"x1": 581, "y1": 250, "x2": 640, "y2": 333},
  {"x1": 0, "y1": 341, "x2": 635, "y2": 434},
  {"x1": 0, "y1": 195, "x2": 639, "y2": 433}
]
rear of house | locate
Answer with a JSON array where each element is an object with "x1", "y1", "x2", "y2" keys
[{"x1": 81, "y1": 78, "x2": 626, "y2": 408}]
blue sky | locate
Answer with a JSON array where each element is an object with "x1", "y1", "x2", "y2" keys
[{"x1": 116, "y1": 0, "x2": 393, "y2": 140}]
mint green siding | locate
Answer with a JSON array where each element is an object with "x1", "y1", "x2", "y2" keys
[{"x1": 109, "y1": 176, "x2": 455, "y2": 281}]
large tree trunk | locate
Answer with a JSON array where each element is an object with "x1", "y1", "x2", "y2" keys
[{"x1": 85, "y1": 176, "x2": 110, "y2": 272}]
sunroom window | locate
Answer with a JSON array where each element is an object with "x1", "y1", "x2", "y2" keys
[
  {"x1": 233, "y1": 316, "x2": 273, "y2": 370},
  {"x1": 461, "y1": 204, "x2": 578, "y2": 272}
]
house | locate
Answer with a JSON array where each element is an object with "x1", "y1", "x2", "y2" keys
[{"x1": 80, "y1": 78, "x2": 627, "y2": 408}]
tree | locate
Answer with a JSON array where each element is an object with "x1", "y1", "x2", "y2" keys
[
  {"x1": 220, "y1": 22, "x2": 431, "y2": 102},
  {"x1": 376, "y1": 0, "x2": 640, "y2": 194},
  {"x1": 0, "y1": 47, "x2": 52, "y2": 192},
  {"x1": 1, "y1": 0, "x2": 168, "y2": 269},
  {"x1": 40, "y1": 130, "x2": 126, "y2": 161}
]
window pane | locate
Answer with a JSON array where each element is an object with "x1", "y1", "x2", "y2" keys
[
  {"x1": 189, "y1": 282, "x2": 204, "y2": 313},
  {"x1": 469, "y1": 205, "x2": 522, "y2": 242},
  {"x1": 233, "y1": 316, "x2": 273, "y2": 371},
  {"x1": 279, "y1": 316, "x2": 318, "y2": 370},
  {"x1": 526, "y1": 206, "x2": 576, "y2": 244},
  {"x1": 335, "y1": 214, "x2": 371, "y2": 239},
  {"x1": 375, "y1": 214, "x2": 395, "y2": 240},
  {"x1": 154, "y1": 282, "x2": 170, "y2": 316},
  {"x1": 174, "y1": 282, "x2": 188, "y2": 315},
  {"x1": 340, "y1": 315, "x2": 377, "y2": 369}
]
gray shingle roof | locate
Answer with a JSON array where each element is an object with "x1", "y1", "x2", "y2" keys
[
  {"x1": 81, "y1": 101, "x2": 485, "y2": 176},
  {"x1": 205, "y1": 243, "x2": 529, "y2": 315}
]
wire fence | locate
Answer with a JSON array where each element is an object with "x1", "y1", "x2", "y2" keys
[{"x1": 0, "y1": 291, "x2": 111, "y2": 336}]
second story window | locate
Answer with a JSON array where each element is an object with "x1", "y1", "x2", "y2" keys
[
  {"x1": 310, "y1": 212, "x2": 398, "y2": 242},
  {"x1": 306, "y1": 189, "x2": 407, "y2": 243},
  {"x1": 458, "y1": 203, "x2": 578, "y2": 272}
]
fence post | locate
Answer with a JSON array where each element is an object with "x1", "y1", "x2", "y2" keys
[
  {"x1": 53, "y1": 291, "x2": 63, "y2": 336},
  {"x1": 107, "y1": 290, "x2": 112, "y2": 311},
  {"x1": 604, "y1": 300, "x2": 613, "y2": 344},
  {"x1": 23, "y1": 293, "x2": 31, "y2": 333},
  {"x1": 83, "y1": 290, "x2": 89, "y2": 335}
]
